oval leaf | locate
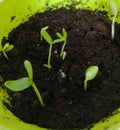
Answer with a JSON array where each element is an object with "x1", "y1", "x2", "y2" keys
[
  {"x1": 85, "y1": 66, "x2": 99, "y2": 81},
  {"x1": 53, "y1": 38, "x2": 65, "y2": 44},
  {"x1": 4, "y1": 77, "x2": 31, "y2": 91},
  {"x1": 40, "y1": 26, "x2": 52, "y2": 44},
  {"x1": 62, "y1": 28, "x2": 67, "y2": 39},
  {"x1": 24, "y1": 60, "x2": 33, "y2": 80},
  {"x1": 56, "y1": 32, "x2": 63, "y2": 39},
  {"x1": 84, "y1": 66, "x2": 99, "y2": 91}
]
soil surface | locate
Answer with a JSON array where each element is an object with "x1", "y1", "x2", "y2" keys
[{"x1": 0, "y1": 8, "x2": 120, "y2": 129}]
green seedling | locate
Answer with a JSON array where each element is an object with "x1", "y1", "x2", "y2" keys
[
  {"x1": 0, "y1": 43, "x2": 14, "y2": 60},
  {"x1": 84, "y1": 66, "x2": 99, "y2": 91},
  {"x1": 4, "y1": 60, "x2": 45, "y2": 107},
  {"x1": 110, "y1": 1, "x2": 118, "y2": 40},
  {"x1": 40, "y1": 26, "x2": 66, "y2": 69},
  {"x1": 56, "y1": 28, "x2": 67, "y2": 60}
]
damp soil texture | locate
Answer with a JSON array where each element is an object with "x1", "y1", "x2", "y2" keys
[{"x1": 0, "y1": 9, "x2": 120, "y2": 129}]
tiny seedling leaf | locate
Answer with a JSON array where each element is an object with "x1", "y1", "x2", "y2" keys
[
  {"x1": 40, "y1": 26, "x2": 52, "y2": 44},
  {"x1": 1, "y1": 43, "x2": 14, "y2": 60},
  {"x1": 62, "y1": 28, "x2": 67, "y2": 39},
  {"x1": 53, "y1": 38, "x2": 65, "y2": 44},
  {"x1": 24, "y1": 60, "x2": 33, "y2": 80},
  {"x1": 84, "y1": 66, "x2": 99, "y2": 91},
  {"x1": 5, "y1": 77, "x2": 31, "y2": 91},
  {"x1": 3, "y1": 43, "x2": 14, "y2": 52},
  {"x1": 56, "y1": 32, "x2": 63, "y2": 39}
]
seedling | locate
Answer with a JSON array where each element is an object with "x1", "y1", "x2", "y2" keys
[
  {"x1": 40, "y1": 26, "x2": 66, "y2": 69},
  {"x1": 110, "y1": 1, "x2": 118, "y2": 40},
  {"x1": 56, "y1": 28, "x2": 67, "y2": 60},
  {"x1": 84, "y1": 66, "x2": 99, "y2": 91},
  {"x1": 4, "y1": 60, "x2": 45, "y2": 107},
  {"x1": 0, "y1": 43, "x2": 14, "y2": 60}
]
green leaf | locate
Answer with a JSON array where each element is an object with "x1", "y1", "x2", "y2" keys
[
  {"x1": 53, "y1": 38, "x2": 65, "y2": 44},
  {"x1": 85, "y1": 66, "x2": 98, "y2": 81},
  {"x1": 84, "y1": 66, "x2": 99, "y2": 91},
  {"x1": 110, "y1": 1, "x2": 118, "y2": 16},
  {"x1": 62, "y1": 28, "x2": 67, "y2": 39},
  {"x1": 3, "y1": 43, "x2": 14, "y2": 52},
  {"x1": 24, "y1": 60, "x2": 33, "y2": 80},
  {"x1": 4, "y1": 77, "x2": 31, "y2": 91},
  {"x1": 56, "y1": 32, "x2": 63, "y2": 39},
  {"x1": 40, "y1": 26, "x2": 52, "y2": 44},
  {"x1": 1, "y1": 43, "x2": 14, "y2": 60}
]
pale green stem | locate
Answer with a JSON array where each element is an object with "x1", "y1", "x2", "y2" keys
[
  {"x1": 111, "y1": 14, "x2": 117, "y2": 40},
  {"x1": 32, "y1": 81, "x2": 45, "y2": 107},
  {"x1": 84, "y1": 80, "x2": 87, "y2": 91},
  {"x1": 47, "y1": 44, "x2": 52, "y2": 69},
  {"x1": 60, "y1": 40, "x2": 66, "y2": 55},
  {"x1": 2, "y1": 50, "x2": 9, "y2": 60}
]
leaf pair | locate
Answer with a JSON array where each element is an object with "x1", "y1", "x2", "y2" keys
[
  {"x1": 41, "y1": 27, "x2": 67, "y2": 45},
  {"x1": 0, "y1": 43, "x2": 14, "y2": 60},
  {"x1": 5, "y1": 60, "x2": 45, "y2": 107}
]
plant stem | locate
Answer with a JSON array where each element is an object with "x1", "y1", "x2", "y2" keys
[
  {"x1": 84, "y1": 80, "x2": 87, "y2": 91},
  {"x1": 48, "y1": 44, "x2": 52, "y2": 69},
  {"x1": 111, "y1": 14, "x2": 117, "y2": 40},
  {"x1": 2, "y1": 50, "x2": 9, "y2": 60},
  {"x1": 60, "y1": 41, "x2": 66, "y2": 55},
  {"x1": 32, "y1": 81, "x2": 45, "y2": 107}
]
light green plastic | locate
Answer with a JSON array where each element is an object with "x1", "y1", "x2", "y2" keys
[
  {"x1": 91, "y1": 108, "x2": 120, "y2": 130},
  {"x1": 0, "y1": 0, "x2": 120, "y2": 130}
]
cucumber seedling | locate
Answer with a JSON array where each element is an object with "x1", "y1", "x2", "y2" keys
[
  {"x1": 0, "y1": 43, "x2": 14, "y2": 60},
  {"x1": 40, "y1": 26, "x2": 67, "y2": 69},
  {"x1": 4, "y1": 60, "x2": 45, "y2": 107},
  {"x1": 110, "y1": 1, "x2": 118, "y2": 40},
  {"x1": 84, "y1": 65, "x2": 99, "y2": 91}
]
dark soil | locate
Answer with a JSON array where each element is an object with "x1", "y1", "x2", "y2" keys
[{"x1": 0, "y1": 8, "x2": 120, "y2": 129}]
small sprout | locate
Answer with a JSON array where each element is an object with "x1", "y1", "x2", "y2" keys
[
  {"x1": 40, "y1": 26, "x2": 66, "y2": 69},
  {"x1": 110, "y1": 1, "x2": 118, "y2": 40},
  {"x1": 0, "y1": 43, "x2": 14, "y2": 60},
  {"x1": 40, "y1": 26, "x2": 53, "y2": 69},
  {"x1": 84, "y1": 66, "x2": 99, "y2": 91},
  {"x1": 56, "y1": 28, "x2": 67, "y2": 60},
  {"x1": 4, "y1": 60, "x2": 45, "y2": 107}
]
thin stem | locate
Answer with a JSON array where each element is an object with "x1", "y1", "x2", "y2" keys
[
  {"x1": 32, "y1": 81, "x2": 45, "y2": 107},
  {"x1": 60, "y1": 41, "x2": 66, "y2": 55},
  {"x1": 84, "y1": 80, "x2": 87, "y2": 91},
  {"x1": 2, "y1": 50, "x2": 9, "y2": 60},
  {"x1": 47, "y1": 44, "x2": 52, "y2": 69},
  {"x1": 111, "y1": 14, "x2": 117, "y2": 40}
]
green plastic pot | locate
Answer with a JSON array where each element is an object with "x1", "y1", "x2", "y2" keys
[{"x1": 0, "y1": 0, "x2": 120, "y2": 130}]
